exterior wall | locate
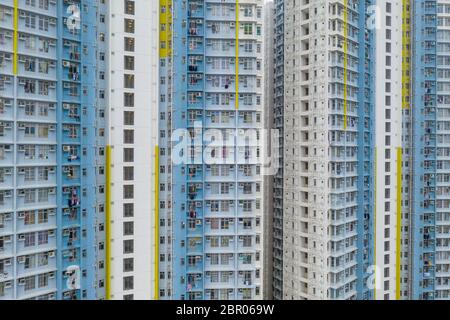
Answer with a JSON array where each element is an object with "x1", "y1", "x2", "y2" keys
[
  {"x1": 159, "y1": 0, "x2": 265, "y2": 300},
  {"x1": 275, "y1": 0, "x2": 374, "y2": 300},
  {"x1": 106, "y1": 0, "x2": 158, "y2": 300},
  {"x1": 0, "y1": 0, "x2": 105, "y2": 300},
  {"x1": 373, "y1": 0, "x2": 404, "y2": 300}
]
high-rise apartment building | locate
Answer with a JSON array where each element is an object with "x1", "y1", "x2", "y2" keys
[
  {"x1": 270, "y1": 0, "x2": 375, "y2": 300},
  {"x1": 268, "y1": 0, "x2": 450, "y2": 301},
  {"x1": 0, "y1": 0, "x2": 106, "y2": 300},
  {"x1": 105, "y1": 0, "x2": 159, "y2": 300},
  {"x1": 158, "y1": 0, "x2": 265, "y2": 300}
]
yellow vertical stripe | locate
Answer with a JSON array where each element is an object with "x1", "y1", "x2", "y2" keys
[
  {"x1": 374, "y1": 148, "x2": 377, "y2": 299},
  {"x1": 343, "y1": 1, "x2": 348, "y2": 130},
  {"x1": 159, "y1": 0, "x2": 172, "y2": 58},
  {"x1": 13, "y1": 0, "x2": 18, "y2": 75},
  {"x1": 396, "y1": 148, "x2": 403, "y2": 300},
  {"x1": 154, "y1": 146, "x2": 160, "y2": 300},
  {"x1": 235, "y1": 0, "x2": 239, "y2": 110},
  {"x1": 402, "y1": 0, "x2": 411, "y2": 109},
  {"x1": 105, "y1": 145, "x2": 112, "y2": 300}
]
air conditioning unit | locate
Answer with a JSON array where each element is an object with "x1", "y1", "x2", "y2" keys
[
  {"x1": 18, "y1": 234, "x2": 25, "y2": 241},
  {"x1": 48, "y1": 251, "x2": 55, "y2": 258},
  {"x1": 17, "y1": 256, "x2": 26, "y2": 264},
  {"x1": 62, "y1": 61, "x2": 70, "y2": 68},
  {"x1": 18, "y1": 212, "x2": 25, "y2": 219},
  {"x1": 63, "y1": 103, "x2": 71, "y2": 110}
]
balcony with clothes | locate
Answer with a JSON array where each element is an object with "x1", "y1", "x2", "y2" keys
[
  {"x1": 62, "y1": 165, "x2": 80, "y2": 186},
  {"x1": 187, "y1": 183, "x2": 203, "y2": 201},
  {"x1": 61, "y1": 248, "x2": 80, "y2": 270},
  {"x1": 186, "y1": 273, "x2": 203, "y2": 293},
  {"x1": 17, "y1": 78, "x2": 56, "y2": 101},
  {"x1": 186, "y1": 236, "x2": 203, "y2": 255},
  {"x1": 188, "y1": 73, "x2": 204, "y2": 91},
  {"x1": 63, "y1": 186, "x2": 80, "y2": 210},
  {"x1": 186, "y1": 255, "x2": 203, "y2": 273},
  {"x1": 62, "y1": 207, "x2": 80, "y2": 229},
  {"x1": 187, "y1": 165, "x2": 203, "y2": 182},
  {"x1": 62, "y1": 81, "x2": 81, "y2": 102},
  {"x1": 18, "y1": 55, "x2": 56, "y2": 81},
  {"x1": 188, "y1": 18, "x2": 204, "y2": 37},
  {"x1": 188, "y1": 0, "x2": 204, "y2": 18},
  {"x1": 62, "y1": 60, "x2": 80, "y2": 83},
  {"x1": 15, "y1": 208, "x2": 56, "y2": 233},
  {"x1": 16, "y1": 250, "x2": 57, "y2": 277},
  {"x1": 187, "y1": 202, "x2": 203, "y2": 220},
  {"x1": 62, "y1": 227, "x2": 80, "y2": 249},
  {"x1": 62, "y1": 145, "x2": 80, "y2": 165},
  {"x1": 187, "y1": 92, "x2": 204, "y2": 110},
  {"x1": 186, "y1": 218, "x2": 203, "y2": 237},
  {"x1": 188, "y1": 55, "x2": 205, "y2": 74},
  {"x1": 187, "y1": 37, "x2": 204, "y2": 55},
  {"x1": 63, "y1": 40, "x2": 81, "y2": 62},
  {"x1": 62, "y1": 123, "x2": 80, "y2": 144}
]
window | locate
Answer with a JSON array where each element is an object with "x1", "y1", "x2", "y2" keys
[
  {"x1": 123, "y1": 258, "x2": 134, "y2": 272},
  {"x1": 124, "y1": 148, "x2": 134, "y2": 162},
  {"x1": 124, "y1": 130, "x2": 134, "y2": 144},
  {"x1": 124, "y1": 0, "x2": 135, "y2": 15},
  {"x1": 123, "y1": 239, "x2": 134, "y2": 254},
  {"x1": 124, "y1": 19, "x2": 135, "y2": 33},
  {"x1": 123, "y1": 276, "x2": 134, "y2": 290},
  {"x1": 124, "y1": 37, "x2": 135, "y2": 52},
  {"x1": 24, "y1": 211, "x2": 35, "y2": 225},
  {"x1": 38, "y1": 273, "x2": 48, "y2": 288},
  {"x1": 24, "y1": 276, "x2": 35, "y2": 291},
  {"x1": 124, "y1": 93, "x2": 134, "y2": 107},
  {"x1": 123, "y1": 185, "x2": 134, "y2": 199},
  {"x1": 123, "y1": 221, "x2": 134, "y2": 236},
  {"x1": 124, "y1": 56, "x2": 135, "y2": 70},
  {"x1": 124, "y1": 74, "x2": 134, "y2": 88},
  {"x1": 124, "y1": 111, "x2": 134, "y2": 125},
  {"x1": 24, "y1": 233, "x2": 35, "y2": 247},
  {"x1": 123, "y1": 167, "x2": 134, "y2": 181},
  {"x1": 123, "y1": 203, "x2": 134, "y2": 217}
]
